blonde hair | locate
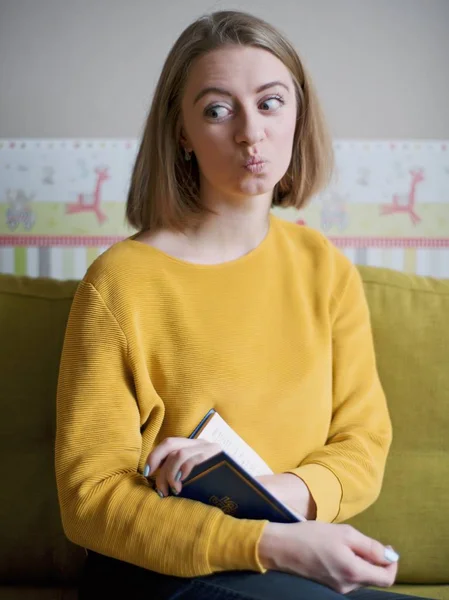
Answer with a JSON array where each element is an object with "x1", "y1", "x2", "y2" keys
[{"x1": 126, "y1": 10, "x2": 334, "y2": 232}]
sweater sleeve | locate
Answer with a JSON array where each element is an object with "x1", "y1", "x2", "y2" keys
[
  {"x1": 287, "y1": 260, "x2": 393, "y2": 523},
  {"x1": 55, "y1": 280, "x2": 267, "y2": 577}
]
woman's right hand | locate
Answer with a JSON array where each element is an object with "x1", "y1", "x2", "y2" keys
[{"x1": 258, "y1": 521, "x2": 399, "y2": 594}]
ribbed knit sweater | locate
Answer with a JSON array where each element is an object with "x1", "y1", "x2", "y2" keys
[{"x1": 55, "y1": 215, "x2": 392, "y2": 577}]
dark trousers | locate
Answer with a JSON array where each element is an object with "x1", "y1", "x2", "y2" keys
[{"x1": 79, "y1": 551, "x2": 432, "y2": 600}]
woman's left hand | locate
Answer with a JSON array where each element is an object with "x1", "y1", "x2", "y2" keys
[
  {"x1": 144, "y1": 437, "x2": 221, "y2": 498},
  {"x1": 256, "y1": 473, "x2": 317, "y2": 520}
]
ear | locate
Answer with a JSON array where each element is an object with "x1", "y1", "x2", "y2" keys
[
  {"x1": 180, "y1": 143, "x2": 192, "y2": 153},
  {"x1": 179, "y1": 125, "x2": 192, "y2": 152}
]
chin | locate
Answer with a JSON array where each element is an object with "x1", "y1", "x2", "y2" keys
[
  {"x1": 238, "y1": 167, "x2": 287, "y2": 194},
  {"x1": 235, "y1": 180, "x2": 276, "y2": 198}
]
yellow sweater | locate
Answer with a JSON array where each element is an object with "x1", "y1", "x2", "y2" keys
[{"x1": 55, "y1": 215, "x2": 392, "y2": 578}]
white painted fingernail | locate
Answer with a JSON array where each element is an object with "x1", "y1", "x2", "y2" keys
[
  {"x1": 385, "y1": 548, "x2": 399, "y2": 562},
  {"x1": 175, "y1": 471, "x2": 182, "y2": 482}
]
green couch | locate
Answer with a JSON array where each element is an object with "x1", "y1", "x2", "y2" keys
[{"x1": 0, "y1": 266, "x2": 448, "y2": 599}]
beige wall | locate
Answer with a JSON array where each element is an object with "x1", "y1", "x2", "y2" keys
[{"x1": 0, "y1": 0, "x2": 448, "y2": 139}]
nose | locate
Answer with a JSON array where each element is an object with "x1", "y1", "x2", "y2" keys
[{"x1": 234, "y1": 108, "x2": 266, "y2": 146}]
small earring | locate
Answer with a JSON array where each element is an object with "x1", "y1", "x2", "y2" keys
[{"x1": 184, "y1": 148, "x2": 191, "y2": 161}]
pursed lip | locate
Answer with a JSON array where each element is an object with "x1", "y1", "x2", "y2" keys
[{"x1": 243, "y1": 156, "x2": 266, "y2": 167}]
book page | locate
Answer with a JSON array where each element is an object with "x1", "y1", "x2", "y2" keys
[{"x1": 196, "y1": 412, "x2": 273, "y2": 477}]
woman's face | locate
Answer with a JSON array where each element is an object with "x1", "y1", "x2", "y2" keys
[{"x1": 180, "y1": 45, "x2": 298, "y2": 204}]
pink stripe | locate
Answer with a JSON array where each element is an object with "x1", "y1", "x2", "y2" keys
[
  {"x1": 328, "y1": 238, "x2": 449, "y2": 248},
  {"x1": 1, "y1": 235, "x2": 449, "y2": 249},
  {"x1": 0, "y1": 236, "x2": 125, "y2": 247}
]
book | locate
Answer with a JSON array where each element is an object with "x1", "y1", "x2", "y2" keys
[
  {"x1": 177, "y1": 408, "x2": 305, "y2": 523},
  {"x1": 190, "y1": 408, "x2": 273, "y2": 477}
]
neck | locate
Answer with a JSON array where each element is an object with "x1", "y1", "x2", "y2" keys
[{"x1": 184, "y1": 188, "x2": 272, "y2": 263}]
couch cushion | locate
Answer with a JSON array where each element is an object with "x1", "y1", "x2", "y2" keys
[
  {"x1": 388, "y1": 585, "x2": 449, "y2": 599},
  {"x1": 0, "y1": 274, "x2": 85, "y2": 584},
  {"x1": 349, "y1": 266, "x2": 449, "y2": 584}
]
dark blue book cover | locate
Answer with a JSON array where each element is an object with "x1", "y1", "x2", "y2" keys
[{"x1": 178, "y1": 450, "x2": 301, "y2": 524}]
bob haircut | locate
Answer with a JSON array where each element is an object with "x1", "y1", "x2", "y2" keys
[{"x1": 126, "y1": 10, "x2": 334, "y2": 232}]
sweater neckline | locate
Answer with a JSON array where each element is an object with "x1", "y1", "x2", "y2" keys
[{"x1": 123, "y1": 214, "x2": 277, "y2": 270}]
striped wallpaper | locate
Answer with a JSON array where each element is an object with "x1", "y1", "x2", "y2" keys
[{"x1": 2, "y1": 244, "x2": 449, "y2": 280}]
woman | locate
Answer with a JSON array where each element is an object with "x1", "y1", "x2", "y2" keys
[{"x1": 55, "y1": 10, "x2": 429, "y2": 600}]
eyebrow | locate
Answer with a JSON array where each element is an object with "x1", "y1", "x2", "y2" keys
[{"x1": 193, "y1": 80, "x2": 290, "y2": 105}]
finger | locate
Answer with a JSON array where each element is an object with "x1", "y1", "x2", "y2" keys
[
  {"x1": 156, "y1": 448, "x2": 194, "y2": 496},
  {"x1": 154, "y1": 476, "x2": 169, "y2": 499},
  {"x1": 172, "y1": 444, "x2": 221, "y2": 488},
  {"x1": 144, "y1": 437, "x2": 193, "y2": 477},
  {"x1": 158, "y1": 444, "x2": 221, "y2": 495},
  {"x1": 344, "y1": 527, "x2": 400, "y2": 566},
  {"x1": 353, "y1": 555, "x2": 398, "y2": 589},
  {"x1": 156, "y1": 448, "x2": 203, "y2": 496},
  {"x1": 384, "y1": 545, "x2": 401, "y2": 564}
]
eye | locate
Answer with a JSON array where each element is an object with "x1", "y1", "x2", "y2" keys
[
  {"x1": 259, "y1": 95, "x2": 285, "y2": 111},
  {"x1": 204, "y1": 105, "x2": 231, "y2": 120}
]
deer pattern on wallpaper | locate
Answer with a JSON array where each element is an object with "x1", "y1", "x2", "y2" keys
[
  {"x1": 65, "y1": 166, "x2": 110, "y2": 224},
  {"x1": 379, "y1": 169, "x2": 424, "y2": 226}
]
